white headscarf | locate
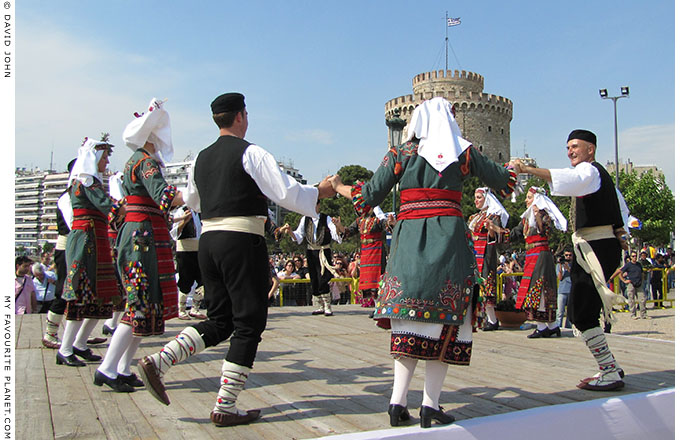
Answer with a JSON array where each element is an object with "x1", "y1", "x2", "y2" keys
[
  {"x1": 123, "y1": 97, "x2": 173, "y2": 164},
  {"x1": 68, "y1": 138, "x2": 109, "y2": 187},
  {"x1": 521, "y1": 187, "x2": 568, "y2": 232},
  {"x1": 404, "y1": 97, "x2": 472, "y2": 173},
  {"x1": 476, "y1": 187, "x2": 509, "y2": 227},
  {"x1": 108, "y1": 172, "x2": 125, "y2": 200}
]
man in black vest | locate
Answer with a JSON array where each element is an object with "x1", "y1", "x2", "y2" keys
[
  {"x1": 138, "y1": 92, "x2": 336, "y2": 427},
  {"x1": 171, "y1": 205, "x2": 206, "y2": 320},
  {"x1": 514, "y1": 129, "x2": 627, "y2": 391},
  {"x1": 281, "y1": 201, "x2": 343, "y2": 316}
]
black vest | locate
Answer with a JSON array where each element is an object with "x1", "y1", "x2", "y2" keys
[
  {"x1": 179, "y1": 212, "x2": 197, "y2": 239},
  {"x1": 194, "y1": 136, "x2": 268, "y2": 220},
  {"x1": 56, "y1": 190, "x2": 71, "y2": 236},
  {"x1": 573, "y1": 161, "x2": 623, "y2": 231},
  {"x1": 305, "y1": 214, "x2": 332, "y2": 246}
]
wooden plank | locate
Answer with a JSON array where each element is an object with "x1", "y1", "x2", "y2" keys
[{"x1": 16, "y1": 349, "x2": 54, "y2": 439}]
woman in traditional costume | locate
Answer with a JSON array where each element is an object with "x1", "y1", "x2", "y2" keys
[
  {"x1": 502, "y1": 186, "x2": 567, "y2": 338},
  {"x1": 342, "y1": 206, "x2": 391, "y2": 307},
  {"x1": 57, "y1": 138, "x2": 121, "y2": 368},
  {"x1": 466, "y1": 187, "x2": 509, "y2": 331},
  {"x1": 330, "y1": 97, "x2": 517, "y2": 428},
  {"x1": 95, "y1": 98, "x2": 183, "y2": 392}
]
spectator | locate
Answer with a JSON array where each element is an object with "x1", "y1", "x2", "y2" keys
[
  {"x1": 619, "y1": 251, "x2": 647, "y2": 319},
  {"x1": 267, "y1": 258, "x2": 280, "y2": 306},
  {"x1": 277, "y1": 261, "x2": 301, "y2": 306},
  {"x1": 556, "y1": 250, "x2": 573, "y2": 329},
  {"x1": 15, "y1": 256, "x2": 37, "y2": 315},
  {"x1": 638, "y1": 251, "x2": 652, "y2": 305},
  {"x1": 32, "y1": 262, "x2": 57, "y2": 314},
  {"x1": 650, "y1": 253, "x2": 668, "y2": 307}
]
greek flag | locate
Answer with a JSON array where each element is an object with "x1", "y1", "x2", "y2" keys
[{"x1": 447, "y1": 17, "x2": 461, "y2": 27}]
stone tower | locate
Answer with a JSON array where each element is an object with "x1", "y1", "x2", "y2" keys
[{"x1": 385, "y1": 69, "x2": 512, "y2": 163}]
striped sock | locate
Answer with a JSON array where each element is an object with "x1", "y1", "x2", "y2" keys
[{"x1": 214, "y1": 361, "x2": 250, "y2": 416}]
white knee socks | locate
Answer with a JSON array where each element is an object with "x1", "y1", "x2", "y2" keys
[
  {"x1": 390, "y1": 357, "x2": 418, "y2": 407},
  {"x1": 58, "y1": 320, "x2": 82, "y2": 357},
  {"x1": 73, "y1": 318, "x2": 99, "y2": 351},
  {"x1": 214, "y1": 361, "x2": 250, "y2": 416},
  {"x1": 485, "y1": 305, "x2": 497, "y2": 324},
  {"x1": 98, "y1": 324, "x2": 135, "y2": 379},
  {"x1": 422, "y1": 360, "x2": 449, "y2": 410}
]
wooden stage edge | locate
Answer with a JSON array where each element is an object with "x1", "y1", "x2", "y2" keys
[{"x1": 15, "y1": 305, "x2": 675, "y2": 440}]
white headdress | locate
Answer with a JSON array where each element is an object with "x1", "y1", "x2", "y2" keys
[
  {"x1": 108, "y1": 172, "x2": 125, "y2": 200},
  {"x1": 68, "y1": 137, "x2": 111, "y2": 187},
  {"x1": 123, "y1": 97, "x2": 173, "y2": 163},
  {"x1": 404, "y1": 97, "x2": 472, "y2": 173},
  {"x1": 521, "y1": 187, "x2": 568, "y2": 232},
  {"x1": 476, "y1": 187, "x2": 509, "y2": 227}
]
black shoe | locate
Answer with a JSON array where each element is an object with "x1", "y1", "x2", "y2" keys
[
  {"x1": 604, "y1": 322, "x2": 612, "y2": 334},
  {"x1": 94, "y1": 370, "x2": 135, "y2": 392},
  {"x1": 551, "y1": 327, "x2": 561, "y2": 337},
  {"x1": 420, "y1": 405, "x2": 454, "y2": 428},
  {"x1": 388, "y1": 404, "x2": 410, "y2": 426},
  {"x1": 311, "y1": 310, "x2": 325, "y2": 315},
  {"x1": 72, "y1": 346, "x2": 102, "y2": 362},
  {"x1": 102, "y1": 324, "x2": 116, "y2": 336},
  {"x1": 324, "y1": 311, "x2": 334, "y2": 317},
  {"x1": 56, "y1": 352, "x2": 86, "y2": 367},
  {"x1": 482, "y1": 321, "x2": 499, "y2": 331},
  {"x1": 118, "y1": 373, "x2": 145, "y2": 387},
  {"x1": 527, "y1": 328, "x2": 551, "y2": 339}
]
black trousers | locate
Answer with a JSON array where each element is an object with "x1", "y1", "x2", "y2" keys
[
  {"x1": 568, "y1": 237, "x2": 622, "y2": 332},
  {"x1": 176, "y1": 251, "x2": 203, "y2": 294},
  {"x1": 192, "y1": 231, "x2": 269, "y2": 368},
  {"x1": 305, "y1": 248, "x2": 333, "y2": 295},
  {"x1": 48, "y1": 249, "x2": 67, "y2": 315}
]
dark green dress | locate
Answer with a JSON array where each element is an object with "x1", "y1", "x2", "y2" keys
[
  {"x1": 116, "y1": 149, "x2": 178, "y2": 336},
  {"x1": 63, "y1": 179, "x2": 121, "y2": 320}
]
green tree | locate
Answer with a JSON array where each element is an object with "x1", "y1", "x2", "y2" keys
[{"x1": 617, "y1": 170, "x2": 675, "y2": 247}]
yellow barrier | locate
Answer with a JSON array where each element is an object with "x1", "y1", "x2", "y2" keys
[
  {"x1": 497, "y1": 267, "x2": 675, "y2": 309},
  {"x1": 277, "y1": 277, "x2": 358, "y2": 306}
]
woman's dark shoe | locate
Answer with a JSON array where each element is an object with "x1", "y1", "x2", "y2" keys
[
  {"x1": 388, "y1": 404, "x2": 411, "y2": 426},
  {"x1": 102, "y1": 324, "x2": 116, "y2": 336},
  {"x1": 56, "y1": 352, "x2": 86, "y2": 367},
  {"x1": 72, "y1": 346, "x2": 102, "y2": 362},
  {"x1": 118, "y1": 373, "x2": 145, "y2": 387},
  {"x1": 482, "y1": 321, "x2": 499, "y2": 331},
  {"x1": 94, "y1": 370, "x2": 135, "y2": 392},
  {"x1": 527, "y1": 328, "x2": 551, "y2": 339},
  {"x1": 420, "y1": 405, "x2": 454, "y2": 428}
]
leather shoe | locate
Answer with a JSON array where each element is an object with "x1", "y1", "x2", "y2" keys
[
  {"x1": 72, "y1": 346, "x2": 102, "y2": 362},
  {"x1": 94, "y1": 370, "x2": 135, "y2": 392},
  {"x1": 189, "y1": 312, "x2": 208, "y2": 320},
  {"x1": 311, "y1": 310, "x2": 325, "y2": 315},
  {"x1": 388, "y1": 404, "x2": 410, "y2": 426},
  {"x1": 420, "y1": 405, "x2": 454, "y2": 428},
  {"x1": 118, "y1": 373, "x2": 145, "y2": 387},
  {"x1": 42, "y1": 338, "x2": 60, "y2": 349},
  {"x1": 56, "y1": 352, "x2": 86, "y2": 367},
  {"x1": 210, "y1": 409, "x2": 261, "y2": 427},
  {"x1": 324, "y1": 311, "x2": 334, "y2": 317},
  {"x1": 576, "y1": 378, "x2": 625, "y2": 391},
  {"x1": 550, "y1": 327, "x2": 561, "y2": 337},
  {"x1": 137, "y1": 357, "x2": 170, "y2": 405},
  {"x1": 102, "y1": 324, "x2": 116, "y2": 336},
  {"x1": 482, "y1": 321, "x2": 499, "y2": 331},
  {"x1": 87, "y1": 337, "x2": 107, "y2": 345},
  {"x1": 527, "y1": 328, "x2": 551, "y2": 339}
]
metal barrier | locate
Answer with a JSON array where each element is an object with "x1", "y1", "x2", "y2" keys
[
  {"x1": 497, "y1": 267, "x2": 675, "y2": 309},
  {"x1": 276, "y1": 277, "x2": 358, "y2": 306}
]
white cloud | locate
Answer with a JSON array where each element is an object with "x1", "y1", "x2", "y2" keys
[{"x1": 284, "y1": 129, "x2": 335, "y2": 145}]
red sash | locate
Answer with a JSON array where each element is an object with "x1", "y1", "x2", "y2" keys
[
  {"x1": 516, "y1": 235, "x2": 550, "y2": 309},
  {"x1": 72, "y1": 209, "x2": 120, "y2": 300},
  {"x1": 398, "y1": 188, "x2": 463, "y2": 220},
  {"x1": 123, "y1": 195, "x2": 178, "y2": 320}
]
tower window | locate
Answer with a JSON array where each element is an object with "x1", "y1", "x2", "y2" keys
[
  {"x1": 479, "y1": 145, "x2": 483, "y2": 152},
  {"x1": 488, "y1": 126, "x2": 492, "y2": 132},
  {"x1": 499, "y1": 152, "x2": 503, "y2": 160}
]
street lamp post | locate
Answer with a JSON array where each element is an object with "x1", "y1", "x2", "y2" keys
[
  {"x1": 599, "y1": 86, "x2": 629, "y2": 189},
  {"x1": 386, "y1": 108, "x2": 406, "y2": 213}
]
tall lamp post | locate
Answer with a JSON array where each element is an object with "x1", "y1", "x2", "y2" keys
[
  {"x1": 599, "y1": 86, "x2": 629, "y2": 189},
  {"x1": 386, "y1": 108, "x2": 406, "y2": 213}
]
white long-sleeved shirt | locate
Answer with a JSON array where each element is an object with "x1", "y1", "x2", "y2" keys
[
  {"x1": 549, "y1": 161, "x2": 630, "y2": 233},
  {"x1": 184, "y1": 143, "x2": 319, "y2": 220},
  {"x1": 291, "y1": 215, "x2": 342, "y2": 245}
]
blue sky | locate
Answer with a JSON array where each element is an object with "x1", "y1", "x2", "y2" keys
[{"x1": 14, "y1": 0, "x2": 675, "y2": 191}]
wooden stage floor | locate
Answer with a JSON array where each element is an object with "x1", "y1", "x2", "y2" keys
[{"x1": 16, "y1": 305, "x2": 675, "y2": 439}]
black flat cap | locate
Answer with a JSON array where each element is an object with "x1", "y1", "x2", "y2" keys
[
  {"x1": 567, "y1": 129, "x2": 597, "y2": 146},
  {"x1": 211, "y1": 93, "x2": 245, "y2": 114}
]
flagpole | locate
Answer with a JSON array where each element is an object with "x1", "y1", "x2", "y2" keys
[{"x1": 445, "y1": 11, "x2": 449, "y2": 71}]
